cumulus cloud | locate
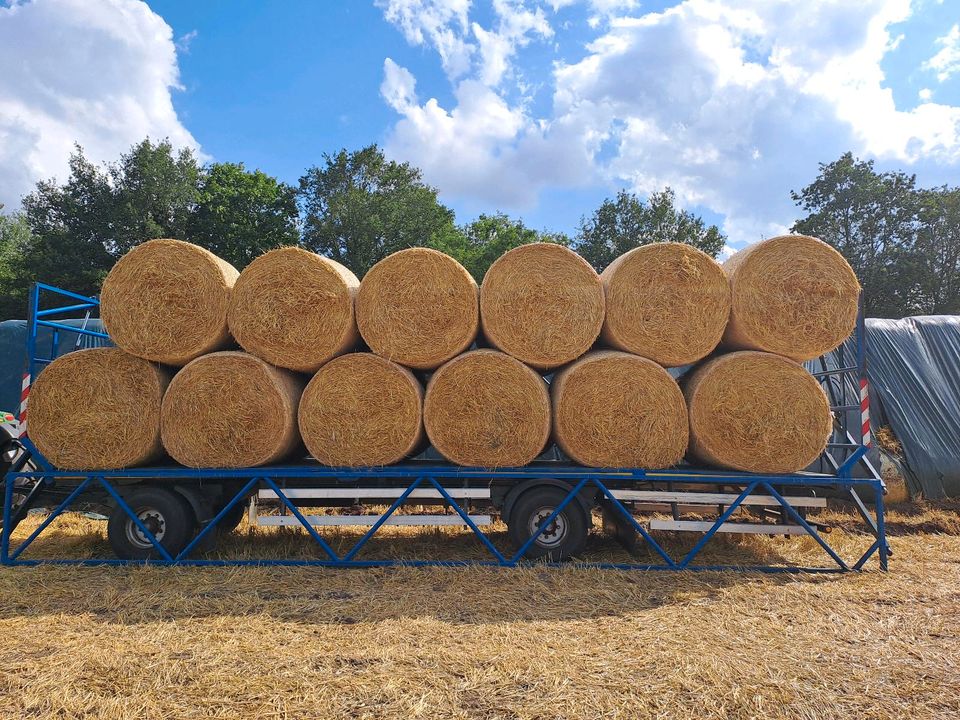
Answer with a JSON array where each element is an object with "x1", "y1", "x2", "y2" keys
[
  {"x1": 924, "y1": 23, "x2": 960, "y2": 82},
  {"x1": 0, "y1": 0, "x2": 199, "y2": 209},
  {"x1": 378, "y1": 0, "x2": 960, "y2": 243}
]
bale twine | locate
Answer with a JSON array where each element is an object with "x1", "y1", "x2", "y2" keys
[
  {"x1": 480, "y1": 243, "x2": 604, "y2": 370},
  {"x1": 723, "y1": 235, "x2": 860, "y2": 361},
  {"x1": 357, "y1": 248, "x2": 478, "y2": 370},
  {"x1": 298, "y1": 353, "x2": 423, "y2": 466},
  {"x1": 424, "y1": 349, "x2": 550, "y2": 467},
  {"x1": 101, "y1": 239, "x2": 239, "y2": 366},
  {"x1": 600, "y1": 243, "x2": 730, "y2": 367},
  {"x1": 684, "y1": 351, "x2": 833, "y2": 473},
  {"x1": 552, "y1": 351, "x2": 688, "y2": 468},
  {"x1": 161, "y1": 351, "x2": 304, "y2": 468},
  {"x1": 28, "y1": 348, "x2": 169, "y2": 470},
  {"x1": 228, "y1": 247, "x2": 359, "y2": 373}
]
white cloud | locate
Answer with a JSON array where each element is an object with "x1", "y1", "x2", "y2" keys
[
  {"x1": 0, "y1": 0, "x2": 199, "y2": 210},
  {"x1": 924, "y1": 23, "x2": 960, "y2": 82},
  {"x1": 378, "y1": 0, "x2": 960, "y2": 244},
  {"x1": 919, "y1": 87, "x2": 933, "y2": 101},
  {"x1": 376, "y1": 0, "x2": 475, "y2": 79}
]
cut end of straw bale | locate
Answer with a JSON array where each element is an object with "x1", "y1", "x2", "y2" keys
[
  {"x1": 684, "y1": 351, "x2": 833, "y2": 474},
  {"x1": 161, "y1": 351, "x2": 304, "y2": 468},
  {"x1": 552, "y1": 351, "x2": 688, "y2": 468},
  {"x1": 357, "y1": 248, "x2": 478, "y2": 370},
  {"x1": 424, "y1": 349, "x2": 550, "y2": 467},
  {"x1": 28, "y1": 348, "x2": 168, "y2": 470},
  {"x1": 101, "y1": 239, "x2": 239, "y2": 366},
  {"x1": 723, "y1": 235, "x2": 860, "y2": 361},
  {"x1": 228, "y1": 247, "x2": 359, "y2": 372},
  {"x1": 600, "y1": 243, "x2": 730, "y2": 367},
  {"x1": 299, "y1": 353, "x2": 423, "y2": 466},
  {"x1": 480, "y1": 243, "x2": 604, "y2": 370}
]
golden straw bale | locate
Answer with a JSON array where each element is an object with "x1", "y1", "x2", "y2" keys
[
  {"x1": 28, "y1": 348, "x2": 169, "y2": 470},
  {"x1": 228, "y1": 247, "x2": 359, "y2": 373},
  {"x1": 424, "y1": 349, "x2": 550, "y2": 467},
  {"x1": 723, "y1": 235, "x2": 860, "y2": 361},
  {"x1": 357, "y1": 248, "x2": 478, "y2": 370},
  {"x1": 480, "y1": 243, "x2": 604, "y2": 370},
  {"x1": 298, "y1": 353, "x2": 423, "y2": 466},
  {"x1": 552, "y1": 351, "x2": 688, "y2": 468},
  {"x1": 101, "y1": 239, "x2": 239, "y2": 366},
  {"x1": 161, "y1": 351, "x2": 304, "y2": 468},
  {"x1": 684, "y1": 351, "x2": 833, "y2": 473},
  {"x1": 600, "y1": 243, "x2": 730, "y2": 366}
]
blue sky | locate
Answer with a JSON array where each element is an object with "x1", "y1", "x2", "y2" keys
[{"x1": 2, "y1": 0, "x2": 959, "y2": 251}]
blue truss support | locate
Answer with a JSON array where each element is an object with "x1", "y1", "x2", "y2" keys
[
  {"x1": 341, "y1": 475, "x2": 425, "y2": 562},
  {"x1": 174, "y1": 476, "x2": 259, "y2": 561},
  {"x1": 426, "y1": 476, "x2": 509, "y2": 564},
  {"x1": 678, "y1": 481, "x2": 760, "y2": 568},
  {"x1": 761, "y1": 481, "x2": 849, "y2": 570},
  {"x1": 510, "y1": 476, "x2": 590, "y2": 563},
  {"x1": 594, "y1": 478, "x2": 676, "y2": 567},
  {"x1": 261, "y1": 477, "x2": 340, "y2": 561},
  {"x1": 7, "y1": 477, "x2": 94, "y2": 561}
]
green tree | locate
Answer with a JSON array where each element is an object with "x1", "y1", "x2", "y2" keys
[
  {"x1": 791, "y1": 152, "x2": 923, "y2": 317},
  {"x1": 574, "y1": 188, "x2": 726, "y2": 272},
  {"x1": 188, "y1": 162, "x2": 300, "y2": 269},
  {"x1": 430, "y1": 213, "x2": 570, "y2": 282},
  {"x1": 0, "y1": 206, "x2": 34, "y2": 318},
  {"x1": 298, "y1": 145, "x2": 457, "y2": 275},
  {"x1": 915, "y1": 187, "x2": 960, "y2": 315}
]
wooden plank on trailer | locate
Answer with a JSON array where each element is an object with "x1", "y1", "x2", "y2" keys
[
  {"x1": 256, "y1": 514, "x2": 493, "y2": 527},
  {"x1": 648, "y1": 519, "x2": 808, "y2": 535},
  {"x1": 610, "y1": 490, "x2": 826, "y2": 508},
  {"x1": 258, "y1": 488, "x2": 491, "y2": 500}
]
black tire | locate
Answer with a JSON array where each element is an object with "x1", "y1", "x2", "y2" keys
[
  {"x1": 507, "y1": 486, "x2": 588, "y2": 561},
  {"x1": 107, "y1": 487, "x2": 196, "y2": 560},
  {"x1": 217, "y1": 497, "x2": 247, "y2": 535}
]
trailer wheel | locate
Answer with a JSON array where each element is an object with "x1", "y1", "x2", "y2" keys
[
  {"x1": 107, "y1": 487, "x2": 196, "y2": 560},
  {"x1": 217, "y1": 498, "x2": 247, "y2": 535},
  {"x1": 507, "y1": 486, "x2": 588, "y2": 561}
]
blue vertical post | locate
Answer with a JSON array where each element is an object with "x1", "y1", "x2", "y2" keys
[{"x1": 25, "y1": 283, "x2": 40, "y2": 389}]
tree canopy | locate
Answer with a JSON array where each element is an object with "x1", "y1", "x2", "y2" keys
[{"x1": 574, "y1": 188, "x2": 726, "y2": 272}]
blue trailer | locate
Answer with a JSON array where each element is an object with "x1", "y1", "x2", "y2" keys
[{"x1": 0, "y1": 283, "x2": 889, "y2": 572}]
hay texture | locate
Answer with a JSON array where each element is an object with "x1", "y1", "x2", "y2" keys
[
  {"x1": 357, "y1": 248, "x2": 478, "y2": 370},
  {"x1": 298, "y1": 353, "x2": 423, "y2": 466},
  {"x1": 27, "y1": 348, "x2": 169, "y2": 470},
  {"x1": 424, "y1": 350, "x2": 550, "y2": 467},
  {"x1": 600, "y1": 243, "x2": 730, "y2": 367},
  {"x1": 684, "y1": 351, "x2": 833, "y2": 473},
  {"x1": 228, "y1": 247, "x2": 359, "y2": 373},
  {"x1": 161, "y1": 351, "x2": 304, "y2": 468},
  {"x1": 101, "y1": 239, "x2": 239, "y2": 366},
  {"x1": 723, "y1": 235, "x2": 860, "y2": 361},
  {"x1": 480, "y1": 243, "x2": 604, "y2": 370},
  {"x1": 552, "y1": 351, "x2": 688, "y2": 468}
]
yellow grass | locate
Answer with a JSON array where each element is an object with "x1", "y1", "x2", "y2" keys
[{"x1": 1, "y1": 501, "x2": 959, "y2": 719}]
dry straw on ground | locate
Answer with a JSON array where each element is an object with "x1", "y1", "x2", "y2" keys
[
  {"x1": 357, "y1": 248, "x2": 478, "y2": 370},
  {"x1": 27, "y1": 347, "x2": 169, "y2": 470},
  {"x1": 552, "y1": 350, "x2": 688, "y2": 468},
  {"x1": 424, "y1": 349, "x2": 550, "y2": 466},
  {"x1": 100, "y1": 239, "x2": 239, "y2": 366},
  {"x1": 161, "y1": 351, "x2": 304, "y2": 468},
  {"x1": 685, "y1": 350, "x2": 833, "y2": 473},
  {"x1": 298, "y1": 353, "x2": 423, "y2": 466},
  {"x1": 601, "y1": 243, "x2": 730, "y2": 366},
  {"x1": 480, "y1": 243, "x2": 605, "y2": 370},
  {"x1": 723, "y1": 234, "x2": 860, "y2": 361},
  {"x1": 228, "y1": 247, "x2": 359, "y2": 373}
]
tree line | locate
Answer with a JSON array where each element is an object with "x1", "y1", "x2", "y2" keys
[{"x1": 0, "y1": 140, "x2": 956, "y2": 320}]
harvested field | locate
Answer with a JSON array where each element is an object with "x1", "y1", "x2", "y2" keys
[{"x1": 1, "y1": 502, "x2": 959, "y2": 719}]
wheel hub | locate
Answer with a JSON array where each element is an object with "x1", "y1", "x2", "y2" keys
[
  {"x1": 528, "y1": 506, "x2": 568, "y2": 549},
  {"x1": 126, "y1": 508, "x2": 166, "y2": 549}
]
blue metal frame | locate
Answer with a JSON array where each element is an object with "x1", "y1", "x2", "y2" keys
[{"x1": 2, "y1": 284, "x2": 889, "y2": 571}]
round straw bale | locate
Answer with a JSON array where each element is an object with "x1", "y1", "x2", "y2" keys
[
  {"x1": 298, "y1": 353, "x2": 423, "y2": 466},
  {"x1": 684, "y1": 351, "x2": 833, "y2": 473},
  {"x1": 228, "y1": 247, "x2": 359, "y2": 373},
  {"x1": 552, "y1": 351, "x2": 688, "y2": 468},
  {"x1": 424, "y1": 349, "x2": 550, "y2": 467},
  {"x1": 161, "y1": 352, "x2": 304, "y2": 468},
  {"x1": 480, "y1": 243, "x2": 604, "y2": 370},
  {"x1": 600, "y1": 243, "x2": 730, "y2": 367},
  {"x1": 101, "y1": 239, "x2": 239, "y2": 366},
  {"x1": 357, "y1": 248, "x2": 478, "y2": 370},
  {"x1": 723, "y1": 235, "x2": 860, "y2": 361},
  {"x1": 28, "y1": 348, "x2": 169, "y2": 470}
]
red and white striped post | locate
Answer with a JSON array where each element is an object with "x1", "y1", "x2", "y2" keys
[
  {"x1": 859, "y1": 377, "x2": 871, "y2": 448},
  {"x1": 17, "y1": 372, "x2": 30, "y2": 438}
]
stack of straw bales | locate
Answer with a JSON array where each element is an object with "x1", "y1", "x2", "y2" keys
[{"x1": 28, "y1": 231, "x2": 858, "y2": 473}]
